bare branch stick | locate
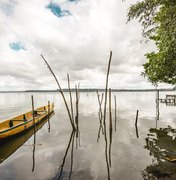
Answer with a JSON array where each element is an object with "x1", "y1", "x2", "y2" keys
[
  {"x1": 103, "y1": 51, "x2": 112, "y2": 180},
  {"x1": 114, "y1": 95, "x2": 117, "y2": 131},
  {"x1": 31, "y1": 95, "x2": 36, "y2": 172},
  {"x1": 41, "y1": 55, "x2": 76, "y2": 130},
  {"x1": 67, "y1": 74, "x2": 74, "y2": 124},
  {"x1": 109, "y1": 88, "x2": 112, "y2": 167},
  {"x1": 48, "y1": 100, "x2": 51, "y2": 132},
  {"x1": 75, "y1": 85, "x2": 79, "y2": 140}
]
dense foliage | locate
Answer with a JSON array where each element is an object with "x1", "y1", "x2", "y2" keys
[{"x1": 127, "y1": 0, "x2": 176, "y2": 85}]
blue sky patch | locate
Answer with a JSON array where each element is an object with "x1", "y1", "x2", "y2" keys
[
  {"x1": 0, "y1": 2, "x2": 14, "y2": 16},
  {"x1": 9, "y1": 42, "x2": 26, "y2": 51},
  {"x1": 46, "y1": 2, "x2": 71, "y2": 17}
]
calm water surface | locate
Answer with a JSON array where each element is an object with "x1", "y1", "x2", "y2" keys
[{"x1": 0, "y1": 91, "x2": 175, "y2": 180}]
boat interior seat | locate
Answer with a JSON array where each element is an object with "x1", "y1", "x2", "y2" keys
[
  {"x1": 9, "y1": 120, "x2": 14, "y2": 127},
  {"x1": 32, "y1": 110, "x2": 38, "y2": 116},
  {"x1": 36, "y1": 110, "x2": 47, "y2": 112},
  {"x1": 9, "y1": 114, "x2": 28, "y2": 127}
]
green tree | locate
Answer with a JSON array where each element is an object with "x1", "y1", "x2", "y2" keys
[{"x1": 127, "y1": 0, "x2": 176, "y2": 85}]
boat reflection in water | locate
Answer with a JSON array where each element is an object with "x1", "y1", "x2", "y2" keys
[
  {"x1": 142, "y1": 126, "x2": 176, "y2": 179},
  {"x1": 0, "y1": 112, "x2": 55, "y2": 165}
]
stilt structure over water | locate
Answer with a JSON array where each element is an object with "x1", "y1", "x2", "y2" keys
[{"x1": 159, "y1": 94, "x2": 176, "y2": 106}]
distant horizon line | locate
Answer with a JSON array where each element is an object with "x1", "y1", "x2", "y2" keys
[{"x1": 0, "y1": 87, "x2": 175, "y2": 93}]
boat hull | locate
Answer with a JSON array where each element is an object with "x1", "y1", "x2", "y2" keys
[
  {"x1": 0, "y1": 104, "x2": 54, "y2": 140},
  {"x1": 0, "y1": 112, "x2": 54, "y2": 163}
]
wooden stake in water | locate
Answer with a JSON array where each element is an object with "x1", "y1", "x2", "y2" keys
[
  {"x1": 67, "y1": 74, "x2": 74, "y2": 124},
  {"x1": 48, "y1": 101, "x2": 51, "y2": 132},
  {"x1": 31, "y1": 95, "x2": 36, "y2": 131},
  {"x1": 135, "y1": 110, "x2": 139, "y2": 126},
  {"x1": 75, "y1": 85, "x2": 80, "y2": 148},
  {"x1": 135, "y1": 124, "x2": 139, "y2": 138},
  {"x1": 135, "y1": 110, "x2": 139, "y2": 138},
  {"x1": 156, "y1": 89, "x2": 159, "y2": 102},
  {"x1": 103, "y1": 51, "x2": 112, "y2": 180},
  {"x1": 77, "y1": 83, "x2": 81, "y2": 147},
  {"x1": 114, "y1": 95, "x2": 117, "y2": 131},
  {"x1": 31, "y1": 95, "x2": 36, "y2": 172},
  {"x1": 109, "y1": 88, "x2": 113, "y2": 167},
  {"x1": 156, "y1": 90, "x2": 160, "y2": 121}
]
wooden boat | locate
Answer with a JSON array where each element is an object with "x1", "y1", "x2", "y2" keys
[
  {"x1": 0, "y1": 103, "x2": 54, "y2": 140},
  {"x1": 0, "y1": 112, "x2": 54, "y2": 163}
]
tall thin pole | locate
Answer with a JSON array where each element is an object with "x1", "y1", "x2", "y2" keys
[
  {"x1": 135, "y1": 110, "x2": 139, "y2": 138},
  {"x1": 135, "y1": 110, "x2": 139, "y2": 126},
  {"x1": 156, "y1": 90, "x2": 160, "y2": 121},
  {"x1": 31, "y1": 95, "x2": 36, "y2": 172},
  {"x1": 114, "y1": 95, "x2": 117, "y2": 131},
  {"x1": 75, "y1": 85, "x2": 80, "y2": 149},
  {"x1": 67, "y1": 74, "x2": 74, "y2": 124},
  {"x1": 103, "y1": 51, "x2": 112, "y2": 180},
  {"x1": 48, "y1": 101, "x2": 51, "y2": 132},
  {"x1": 109, "y1": 88, "x2": 112, "y2": 167}
]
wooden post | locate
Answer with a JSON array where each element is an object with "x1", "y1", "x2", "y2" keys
[
  {"x1": 67, "y1": 74, "x2": 74, "y2": 125},
  {"x1": 103, "y1": 51, "x2": 112, "y2": 180},
  {"x1": 135, "y1": 110, "x2": 139, "y2": 138},
  {"x1": 135, "y1": 110, "x2": 139, "y2": 126},
  {"x1": 31, "y1": 95, "x2": 36, "y2": 172},
  {"x1": 114, "y1": 95, "x2": 117, "y2": 131},
  {"x1": 31, "y1": 95, "x2": 36, "y2": 132},
  {"x1": 75, "y1": 85, "x2": 79, "y2": 148},
  {"x1": 135, "y1": 124, "x2": 139, "y2": 138},
  {"x1": 157, "y1": 90, "x2": 159, "y2": 101},
  {"x1": 48, "y1": 101, "x2": 51, "y2": 132},
  {"x1": 109, "y1": 88, "x2": 112, "y2": 167},
  {"x1": 156, "y1": 90, "x2": 160, "y2": 120}
]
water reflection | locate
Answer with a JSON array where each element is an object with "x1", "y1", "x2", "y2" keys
[
  {"x1": 96, "y1": 89, "x2": 112, "y2": 180},
  {"x1": 0, "y1": 92, "x2": 175, "y2": 180},
  {"x1": 96, "y1": 90, "x2": 104, "y2": 142},
  {"x1": 142, "y1": 127, "x2": 176, "y2": 179},
  {"x1": 55, "y1": 130, "x2": 75, "y2": 180},
  {"x1": 135, "y1": 124, "x2": 139, "y2": 138},
  {"x1": 32, "y1": 125, "x2": 36, "y2": 172}
]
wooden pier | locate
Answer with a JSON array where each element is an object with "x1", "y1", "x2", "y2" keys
[{"x1": 159, "y1": 94, "x2": 176, "y2": 106}]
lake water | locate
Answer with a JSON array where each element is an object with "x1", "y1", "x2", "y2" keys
[{"x1": 0, "y1": 91, "x2": 176, "y2": 180}]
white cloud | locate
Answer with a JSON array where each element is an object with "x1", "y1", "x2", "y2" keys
[{"x1": 0, "y1": 0, "x2": 173, "y2": 90}]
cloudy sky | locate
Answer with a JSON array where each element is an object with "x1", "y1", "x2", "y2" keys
[{"x1": 0, "y1": 0, "x2": 173, "y2": 90}]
